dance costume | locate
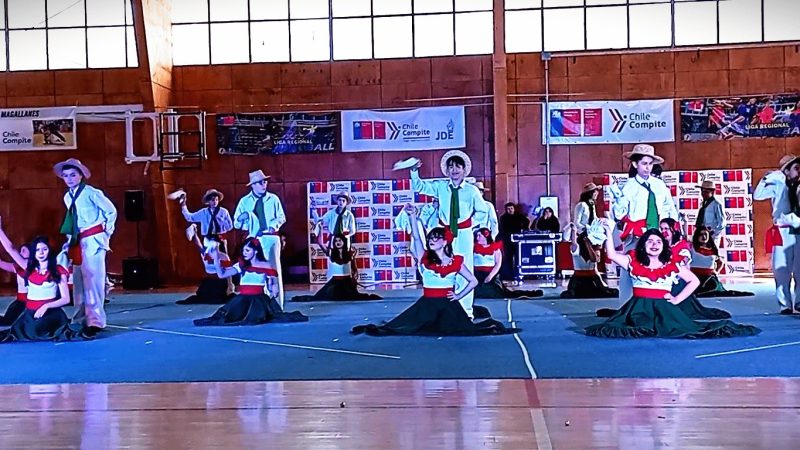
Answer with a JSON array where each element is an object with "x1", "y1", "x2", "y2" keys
[
  {"x1": 474, "y1": 242, "x2": 542, "y2": 299},
  {"x1": 352, "y1": 255, "x2": 519, "y2": 336},
  {"x1": 292, "y1": 251, "x2": 381, "y2": 302},
  {"x1": 0, "y1": 263, "x2": 27, "y2": 326},
  {"x1": 178, "y1": 253, "x2": 235, "y2": 305},
  {"x1": 585, "y1": 255, "x2": 759, "y2": 339},
  {"x1": 194, "y1": 262, "x2": 307, "y2": 326},
  {"x1": 1, "y1": 266, "x2": 89, "y2": 343},
  {"x1": 691, "y1": 246, "x2": 754, "y2": 298},
  {"x1": 561, "y1": 246, "x2": 617, "y2": 299}
]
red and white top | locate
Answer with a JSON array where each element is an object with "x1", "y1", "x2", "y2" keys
[
  {"x1": 473, "y1": 242, "x2": 502, "y2": 272},
  {"x1": 202, "y1": 253, "x2": 232, "y2": 275},
  {"x1": 232, "y1": 262, "x2": 278, "y2": 295},
  {"x1": 671, "y1": 240, "x2": 693, "y2": 265},
  {"x1": 327, "y1": 259, "x2": 351, "y2": 279},
  {"x1": 571, "y1": 247, "x2": 597, "y2": 273},
  {"x1": 19, "y1": 265, "x2": 69, "y2": 310},
  {"x1": 627, "y1": 252, "x2": 680, "y2": 299},
  {"x1": 420, "y1": 254, "x2": 463, "y2": 298},
  {"x1": 690, "y1": 246, "x2": 719, "y2": 275}
]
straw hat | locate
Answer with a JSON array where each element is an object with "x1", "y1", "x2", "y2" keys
[
  {"x1": 696, "y1": 181, "x2": 716, "y2": 191},
  {"x1": 581, "y1": 182, "x2": 602, "y2": 194},
  {"x1": 247, "y1": 170, "x2": 270, "y2": 186},
  {"x1": 624, "y1": 144, "x2": 664, "y2": 164},
  {"x1": 202, "y1": 188, "x2": 224, "y2": 203},
  {"x1": 53, "y1": 158, "x2": 91, "y2": 179},
  {"x1": 779, "y1": 155, "x2": 800, "y2": 172},
  {"x1": 335, "y1": 192, "x2": 352, "y2": 204},
  {"x1": 440, "y1": 150, "x2": 472, "y2": 177}
]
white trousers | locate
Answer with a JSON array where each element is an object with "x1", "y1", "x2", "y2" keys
[
  {"x1": 71, "y1": 240, "x2": 108, "y2": 328},
  {"x1": 451, "y1": 228, "x2": 475, "y2": 319},
  {"x1": 771, "y1": 229, "x2": 800, "y2": 310},
  {"x1": 257, "y1": 234, "x2": 284, "y2": 308}
]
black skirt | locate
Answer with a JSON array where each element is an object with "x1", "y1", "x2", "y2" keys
[
  {"x1": 0, "y1": 299, "x2": 25, "y2": 326},
  {"x1": 194, "y1": 294, "x2": 308, "y2": 326},
  {"x1": 351, "y1": 296, "x2": 520, "y2": 336},
  {"x1": 560, "y1": 274, "x2": 618, "y2": 299},
  {"x1": 0, "y1": 308, "x2": 90, "y2": 343},
  {"x1": 292, "y1": 277, "x2": 382, "y2": 302},
  {"x1": 596, "y1": 278, "x2": 732, "y2": 320},
  {"x1": 177, "y1": 277, "x2": 233, "y2": 305},
  {"x1": 474, "y1": 271, "x2": 543, "y2": 299},
  {"x1": 695, "y1": 273, "x2": 754, "y2": 297}
]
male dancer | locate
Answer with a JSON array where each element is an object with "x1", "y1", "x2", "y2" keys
[
  {"x1": 609, "y1": 144, "x2": 678, "y2": 301},
  {"x1": 171, "y1": 188, "x2": 233, "y2": 252},
  {"x1": 317, "y1": 192, "x2": 356, "y2": 247},
  {"x1": 695, "y1": 180, "x2": 725, "y2": 246},
  {"x1": 754, "y1": 154, "x2": 800, "y2": 314},
  {"x1": 234, "y1": 169, "x2": 286, "y2": 306},
  {"x1": 54, "y1": 158, "x2": 117, "y2": 337},
  {"x1": 471, "y1": 181, "x2": 499, "y2": 239},
  {"x1": 408, "y1": 150, "x2": 489, "y2": 318}
]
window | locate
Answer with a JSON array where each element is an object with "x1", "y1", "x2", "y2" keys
[{"x1": 1, "y1": 0, "x2": 137, "y2": 71}]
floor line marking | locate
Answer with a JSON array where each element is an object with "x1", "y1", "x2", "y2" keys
[
  {"x1": 695, "y1": 340, "x2": 800, "y2": 359},
  {"x1": 107, "y1": 324, "x2": 401, "y2": 360},
  {"x1": 530, "y1": 408, "x2": 554, "y2": 450},
  {"x1": 507, "y1": 299, "x2": 538, "y2": 379}
]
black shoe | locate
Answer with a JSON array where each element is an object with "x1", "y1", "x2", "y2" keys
[
  {"x1": 596, "y1": 308, "x2": 617, "y2": 318},
  {"x1": 780, "y1": 308, "x2": 794, "y2": 315}
]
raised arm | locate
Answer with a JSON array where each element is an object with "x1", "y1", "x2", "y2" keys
[
  {"x1": 406, "y1": 205, "x2": 425, "y2": 261},
  {"x1": 753, "y1": 170, "x2": 781, "y2": 201},
  {"x1": 0, "y1": 219, "x2": 25, "y2": 268},
  {"x1": 602, "y1": 220, "x2": 630, "y2": 270},
  {"x1": 214, "y1": 250, "x2": 240, "y2": 279},
  {"x1": 315, "y1": 231, "x2": 330, "y2": 257},
  {"x1": 410, "y1": 165, "x2": 438, "y2": 196}
]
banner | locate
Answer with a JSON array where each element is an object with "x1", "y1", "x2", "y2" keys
[
  {"x1": 544, "y1": 99, "x2": 674, "y2": 145},
  {"x1": 681, "y1": 94, "x2": 800, "y2": 141},
  {"x1": 602, "y1": 169, "x2": 754, "y2": 276},
  {"x1": 217, "y1": 112, "x2": 336, "y2": 155},
  {"x1": 341, "y1": 106, "x2": 465, "y2": 152},
  {"x1": 0, "y1": 106, "x2": 76, "y2": 151}
]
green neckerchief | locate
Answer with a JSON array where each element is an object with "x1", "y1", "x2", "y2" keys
[
  {"x1": 333, "y1": 208, "x2": 345, "y2": 236},
  {"x1": 59, "y1": 182, "x2": 86, "y2": 246},
  {"x1": 449, "y1": 185, "x2": 460, "y2": 237},
  {"x1": 254, "y1": 194, "x2": 268, "y2": 233},
  {"x1": 638, "y1": 179, "x2": 659, "y2": 230}
]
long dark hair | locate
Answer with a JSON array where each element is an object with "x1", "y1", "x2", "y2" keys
[
  {"x1": 578, "y1": 189, "x2": 595, "y2": 203},
  {"x1": 692, "y1": 227, "x2": 718, "y2": 254},
  {"x1": 329, "y1": 233, "x2": 352, "y2": 265},
  {"x1": 424, "y1": 227, "x2": 453, "y2": 266},
  {"x1": 659, "y1": 218, "x2": 682, "y2": 245},
  {"x1": 473, "y1": 227, "x2": 494, "y2": 245},
  {"x1": 634, "y1": 229, "x2": 672, "y2": 266},
  {"x1": 240, "y1": 238, "x2": 267, "y2": 269},
  {"x1": 24, "y1": 236, "x2": 61, "y2": 286}
]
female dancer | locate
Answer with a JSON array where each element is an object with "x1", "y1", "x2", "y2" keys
[
  {"x1": 585, "y1": 221, "x2": 759, "y2": 338},
  {"x1": 0, "y1": 229, "x2": 90, "y2": 342},
  {"x1": 561, "y1": 223, "x2": 618, "y2": 299},
  {"x1": 352, "y1": 205, "x2": 519, "y2": 336},
  {"x1": 0, "y1": 242, "x2": 29, "y2": 326},
  {"x1": 473, "y1": 228, "x2": 543, "y2": 299},
  {"x1": 690, "y1": 227, "x2": 754, "y2": 298},
  {"x1": 292, "y1": 233, "x2": 381, "y2": 302},
  {"x1": 194, "y1": 238, "x2": 307, "y2": 326},
  {"x1": 177, "y1": 235, "x2": 235, "y2": 305}
]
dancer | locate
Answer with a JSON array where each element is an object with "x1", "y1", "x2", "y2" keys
[
  {"x1": 585, "y1": 221, "x2": 760, "y2": 338},
  {"x1": 234, "y1": 169, "x2": 286, "y2": 307},
  {"x1": 292, "y1": 233, "x2": 381, "y2": 302},
  {"x1": 0, "y1": 240, "x2": 29, "y2": 326},
  {"x1": 608, "y1": 144, "x2": 679, "y2": 302},
  {"x1": 316, "y1": 192, "x2": 356, "y2": 247},
  {"x1": 407, "y1": 150, "x2": 490, "y2": 319},
  {"x1": 54, "y1": 158, "x2": 117, "y2": 337},
  {"x1": 176, "y1": 236, "x2": 235, "y2": 305},
  {"x1": 690, "y1": 227, "x2": 754, "y2": 298},
  {"x1": 695, "y1": 181, "x2": 725, "y2": 246},
  {"x1": 753, "y1": 154, "x2": 800, "y2": 314},
  {"x1": 172, "y1": 188, "x2": 233, "y2": 251},
  {"x1": 0, "y1": 228, "x2": 90, "y2": 342},
  {"x1": 473, "y1": 228, "x2": 543, "y2": 300},
  {"x1": 471, "y1": 181, "x2": 499, "y2": 239},
  {"x1": 352, "y1": 206, "x2": 518, "y2": 336},
  {"x1": 194, "y1": 238, "x2": 307, "y2": 326},
  {"x1": 561, "y1": 223, "x2": 617, "y2": 299}
]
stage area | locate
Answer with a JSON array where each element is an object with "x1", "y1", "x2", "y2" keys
[{"x1": 1, "y1": 278, "x2": 798, "y2": 384}]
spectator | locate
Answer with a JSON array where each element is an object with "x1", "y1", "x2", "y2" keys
[
  {"x1": 498, "y1": 202, "x2": 529, "y2": 281},
  {"x1": 533, "y1": 207, "x2": 560, "y2": 234}
]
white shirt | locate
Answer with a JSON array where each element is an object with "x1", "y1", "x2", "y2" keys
[
  {"x1": 328, "y1": 259, "x2": 351, "y2": 278},
  {"x1": 182, "y1": 206, "x2": 233, "y2": 236},
  {"x1": 571, "y1": 247, "x2": 597, "y2": 271},
  {"x1": 26, "y1": 266, "x2": 69, "y2": 300},
  {"x1": 754, "y1": 170, "x2": 791, "y2": 222},
  {"x1": 234, "y1": 191, "x2": 286, "y2": 237},
  {"x1": 319, "y1": 208, "x2": 356, "y2": 236},
  {"x1": 410, "y1": 170, "x2": 489, "y2": 227},
  {"x1": 62, "y1": 184, "x2": 117, "y2": 235},
  {"x1": 689, "y1": 249, "x2": 717, "y2": 270},
  {"x1": 573, "y1": 202, "x2": 595, "y2": 234},
  {"x1": 612, "y1": 175, "x2": 678, "y2": 223}
]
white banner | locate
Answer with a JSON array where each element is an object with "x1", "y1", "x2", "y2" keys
[
  {"x1": 543, "y1": 99, "x2": 674, "y2": 145},
  {"x1": 341, "y1": 106, "x2": 465, "y2": 152},
  {"x1": 0, "y1": 107, "x2": 77, "y2": 151}
]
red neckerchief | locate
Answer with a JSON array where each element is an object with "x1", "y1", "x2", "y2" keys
[
  {"x1": 474, "y1": 241, "x2": 503, "y2": 255},
  {"x1": 421, "y1": 254, "x2": 464, "y2": 277}
]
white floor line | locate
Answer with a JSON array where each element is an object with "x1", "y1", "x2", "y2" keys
[
  {"x1": 107, "y1": 324, "x2": 401, "y2": 360},
  {"x1": 695, "y1": 340, "x2": 800, "y2": 359},
  {"x1": 530, "y1": 409, "x2": 554, "y2": 450},
  {"x1": 507, "y1": 299, "x2": 538, "y2": 379}
]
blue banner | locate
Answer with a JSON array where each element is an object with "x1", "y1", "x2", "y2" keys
[{"x1": 217, "y1": 112, "x2": 337, "y2": 155}]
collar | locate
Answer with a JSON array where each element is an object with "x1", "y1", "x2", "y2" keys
[
  {"x1": 634, "y1": 175, "x2": 649, "y2": 184},
  {"x1": 448, "y1": 179, "x2": 464, "y2": 189}
]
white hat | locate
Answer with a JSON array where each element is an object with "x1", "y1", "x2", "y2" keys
[
  {"x1": 440, "y1": 150, "x2": 472, "y2": 177},
  {"x1": 247, "y1": 170, "x2": 270, "y2": 186},
  {"x1": 624, "y1": 144, "x2": 664, "y2": 164},
  {"x1": 53, "y1": 158, "x2": 91, "y2": 179}
]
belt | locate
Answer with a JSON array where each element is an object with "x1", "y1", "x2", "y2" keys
[
  {"x1": 423, "y1": 287, "x2": 452, "y2": 298},
  {"x1": 79, "y1": 223, "x2": 105, "y2": 239},
  {"x1": 256, "y1": 231, "x2": 279, "y2": 237},
  {"x1": 632, "y1": 287, "x2": 669, "y2": 299},
  {"x1": 691, "y1": 268, "x2": 715, "y2": 276},
  {"x1": 239, "y1": 285, "x2": 265, "y2": 295},
  {"x1": 619, "y1": 216, "x2": 647, "y2": 240},
  {"x1": 26, "y1": 298, "x2": 56, "y2": 311},
  {"x1": 16, "y1": 292, "x2": 27, "y2": 301},
  {"x1": 573, "y1": 269, "x2": 597, "y2": 277},
  {"x1": 475, "y1": 266, "x2": 493, "y2": 272},
  {"x1": 765, "y1": 225, "x2": 788, "y2": 254},
  {"x1": 439, "y1": 218, "x2": 472, "y2": 229}
]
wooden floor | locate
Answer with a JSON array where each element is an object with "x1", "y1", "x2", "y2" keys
[{"x1": 2, "y1": 379, "x2": 800, "y2": 449}]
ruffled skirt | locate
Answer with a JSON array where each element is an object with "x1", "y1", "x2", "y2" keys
[
  {"x1": 292, "y1": 277, "x2": 382, "y2": 302},
  {"x1": 194, "y1": 294, "x2": 308, "y2": 326}
]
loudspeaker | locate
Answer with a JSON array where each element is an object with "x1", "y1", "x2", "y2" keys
[
  {"x1": 122, "y1": 257, "x2": 157, "y2": 290},
  {"x1": 124, "y1": 190, "x2": 145, "y2": 222}
]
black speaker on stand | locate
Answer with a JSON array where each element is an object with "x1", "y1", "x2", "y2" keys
[{"x1": 122, "y1": 190, "x2": 157, "y2": 290}]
